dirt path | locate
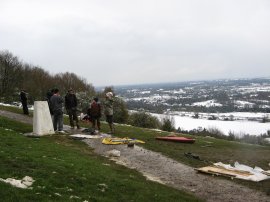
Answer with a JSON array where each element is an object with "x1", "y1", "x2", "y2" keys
[
  {"x1": 0, "y1": 110, "x2": 33, "y2": 124},
  {"x1": 84, "y1": 139, "x2": 269, "y2": 202},
  {"x1": 1, "y1": 110, "x2": 269, "y2": 202}
]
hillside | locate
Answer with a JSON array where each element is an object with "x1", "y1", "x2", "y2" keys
[
  {"x1": 0, "y1": 112, "x2": 200, "y2": 202},
  {"x1": 0, "y1": 106, "x2": 270, "y2": 201}
]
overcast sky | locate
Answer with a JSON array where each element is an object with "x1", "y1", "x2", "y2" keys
[{"x1": 1, "y1": 0, "x2": 270, "y2": 86}]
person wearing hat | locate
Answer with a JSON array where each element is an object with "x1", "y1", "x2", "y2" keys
[
  {"x1": 104, "y1": 92, "x2": 115, "y2": 134},
  {"x1": 65, "y1": 88, "x2": 80, "y2": 129}
]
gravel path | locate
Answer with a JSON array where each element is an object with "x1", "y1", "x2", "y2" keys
[
  {"x1": 1, "y1": 110, "x2": 269, "y2": 202},
  {"x1": 84, "y1": 139, "x2": 270, "y2": 202}
]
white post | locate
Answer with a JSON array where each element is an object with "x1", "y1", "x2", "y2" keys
[{"x1": 33, "y1": 101, "x2": 54, "y2": 136}]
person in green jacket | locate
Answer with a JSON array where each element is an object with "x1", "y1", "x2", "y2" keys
[{"x1": 104, "y1": 92, "x2": 115, "y2": 134}]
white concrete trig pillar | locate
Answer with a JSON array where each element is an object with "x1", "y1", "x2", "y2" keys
[{"x1": 33, "y1": 101, "x2": 54, "y2": 136}]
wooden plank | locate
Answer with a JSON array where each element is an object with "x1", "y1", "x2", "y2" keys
[{"x1": 196, "y1": 166, "x2": 252, "y2": 177}]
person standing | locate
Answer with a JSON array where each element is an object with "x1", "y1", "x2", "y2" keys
[
  {"x1": 20, "y1": 89, "x2": 29, "y2": 115},
  {"x1": 89, "y1": 97, "x2": 101, "y2": 132},
  {"x1": 104, "y1": 92, "x2": 115, "y2": 134},
  {"x1": 46, "y1": 89, "x2": 54, "y2": 116},
  {"x1": 50, "y1": 88, "x2": 64, "y2": 132},
  {"x1": 65, "y1": 88, "x2": 80, "y2": 129}
]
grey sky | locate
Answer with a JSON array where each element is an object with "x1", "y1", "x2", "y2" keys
[{"x1": 1, "y1": 0, "x2": 270, "y2": 86}]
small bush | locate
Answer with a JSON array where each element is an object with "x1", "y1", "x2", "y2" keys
[
  {"x1": 207, "y1": 127, "x2": 225, "y2": 137},
  {"x1": 113, "y1": 97, "x2": 129, "y2": 124},
  {"x1": 161, "y1": 116, "x2": 175, "y2": 132},
  {"x1": 128, "y1": 111, "x2": 161, "y2": 129}
]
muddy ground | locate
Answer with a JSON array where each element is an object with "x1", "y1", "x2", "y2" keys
[{"x1": 1, "y1": 110, "x2": 269, "y2": 202}]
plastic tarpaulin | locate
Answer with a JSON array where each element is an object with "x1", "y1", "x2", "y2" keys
[
  {"x1": 197, "y1": 162, "x2": 270, "y2": 182},
  {"x1": 102, "y1": 137, "x2": 145, "y2": 145}
]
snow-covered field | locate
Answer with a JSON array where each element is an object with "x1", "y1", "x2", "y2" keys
[
  {"x1": 152, "y1": 112, "x2": 270, "y2": 137},
  {"x1": 173, "y1": 116, "x2": 270, "y2": 136}
]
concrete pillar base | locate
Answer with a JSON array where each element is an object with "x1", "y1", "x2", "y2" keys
[{"x1": 32, "y1": 101, "x2": 55, "y2": 136}]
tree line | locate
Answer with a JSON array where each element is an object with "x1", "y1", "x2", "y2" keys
[
  {"x1": 0, "y1": 50, "x2": 95, "y2": 103},
  {"x1": 0, "y1": 50, "x2": 175, "y2": 132}
]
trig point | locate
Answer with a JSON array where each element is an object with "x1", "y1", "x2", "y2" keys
[{"x1": 25, "y1": 101, "x2": 54, "y2": 137}]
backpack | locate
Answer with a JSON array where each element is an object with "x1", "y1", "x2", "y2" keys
[{"x1": 89, "y1": 102, "x2": 101, "y2": 117}]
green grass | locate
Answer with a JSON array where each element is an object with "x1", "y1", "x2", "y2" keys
[
  {"x1": 104, "y1": 123, "x2": 270, "y2": 195},
  {"x1": 1, "y1": 105, "x2": 270, "y2": 195},
  {"x1": 0, "y1": 105, "x2": 33, "y2": 116},
  {"x1": 0, "y1": 115, "x2": 32, "y2": 133},
  {"x1": 0, "y1": 116, "x2": 201, "y2": 202}
]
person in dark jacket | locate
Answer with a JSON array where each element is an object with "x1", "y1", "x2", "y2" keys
[
  {"x1": 89, "y1": 97, "x2": 101, "y2": 132},
  {"x1": 20, "y1": 89, "x2": 29, "y2": 115},
  {"x1": 65, "y1": 89, "x2": 80, "y2": 129},
  {"x1": 46, "y1": 89, "x2": 54, "y2": 116},
  {"x1": 50, "y1": 88, "x2": 64, "y2": 132}
]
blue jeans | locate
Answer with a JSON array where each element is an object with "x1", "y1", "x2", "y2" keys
[{"x1": 53, "y1": 110, "x2": 63, "y2": 131}]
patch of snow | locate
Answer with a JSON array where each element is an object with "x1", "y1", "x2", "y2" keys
[
  {"x1": 0, "y1": 176, "x2": 34, "y2": 189},
  {"x1": 264, "y1": 138, "x2": 270, "y2": 143},
  {"x1": 192, "y1": 100, "x2": 223, "y2": 107},
  {"x1": 140, "y1": 91, "x2": 151, "y2": 94},
  {"x1": 235, "y1": 100, "x2": 255, "y2": 106},
  {"x1": 259, "y1": 105, "x2": 270, "y2": 109},
  {"x1": 163, "y1": 89, "x2": 186, "y2": 94},
  {"x1": 0, "y1": 102, "x2": 13, "y2": 107},
  {"x1": 129, "y1": 94, "x2": 178, "y2": 103},
  {"x1": 152, "y1": 112, "x2": 270, "y2": 136}
]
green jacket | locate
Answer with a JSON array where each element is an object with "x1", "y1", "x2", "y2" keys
[{"x1": 104, "y1": 98, "x2": 113, "y2": 116}]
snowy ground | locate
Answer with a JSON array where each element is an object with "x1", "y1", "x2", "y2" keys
[
  {"x1": 153, "y1": 112, "x2": 270, "y2": 136},
  {"x1": 173, "y1": 116, "x2": 270, "y2": 136}
]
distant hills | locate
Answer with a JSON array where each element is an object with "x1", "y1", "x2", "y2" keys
[{"x1": 115, "y1": 78, "x2": 270, "y2": 114}]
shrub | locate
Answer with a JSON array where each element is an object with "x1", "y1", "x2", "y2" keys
[
  {"x1": 128, "y1": 111, "x2": 161, "y2": 129},
  {"x1": 161, "y1": 116, "x2": 175, "y2": 132},
  {"x1": 228, "y1": 131, "x2": 236, "y2": 141},
  {"x1": 207, "y1": 126, "x2": 225, "y2": 137},
  {"x1": 113, "y1": 97, "x2": 129, "y2": 124}
]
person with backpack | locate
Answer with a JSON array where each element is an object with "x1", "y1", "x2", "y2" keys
[{"x1": 89, "y1": 97, "x2": 101, "y2": 132}]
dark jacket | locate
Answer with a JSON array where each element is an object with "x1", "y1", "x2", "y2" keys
[
  {"x1": 46, "y1": 91, "x2": 53, "y2": 114},
  {"x1": 20, "y1": 91, "x2": 27, "y2": 103},
  {"x1": 89, "y1": 101, "x2": 101, "y2": 118},
  {"x1": 50, "y1": 94, "x2": 64, "y2": 113},
  {"x1": 65, "y1": 93, "x2": 78, "y2": 110}
]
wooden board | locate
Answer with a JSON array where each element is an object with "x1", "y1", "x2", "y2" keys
[{"x1": 196, "y1": 166, "x2": 253, "y2": 178}]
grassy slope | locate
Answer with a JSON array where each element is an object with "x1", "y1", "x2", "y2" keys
[
  {"x1": 108, "y1": 123, "x2": 270, "y2": 195},
  {"x1": 1, "y1": 105, "x2": 270, "y2": 195},
  {"x1": 0, "y1": 116, "x2": 201, "y2": 202},
  {"x1": 0, "y1": 105, "x2": 31, "y2": 115}
]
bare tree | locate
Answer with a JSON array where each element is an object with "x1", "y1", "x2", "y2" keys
[
  {"x1": 21, "y1": 66, "x2": 53, "y2": 102},
  {"x1": 0, "y1": 50, "x2": 96, "y2": 104},
  {"x1": 0, "y1": 50, "x2": 23, "y2": 101}
]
